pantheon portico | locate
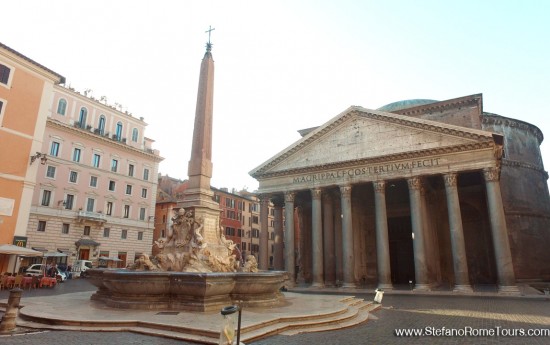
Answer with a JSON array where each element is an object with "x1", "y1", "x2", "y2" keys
[{"x1": 250, "y1": 94, "x2": 550, "y2": 293}]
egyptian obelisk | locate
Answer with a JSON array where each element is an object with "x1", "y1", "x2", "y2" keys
[{"x1": 181, "y1": 27, "x2": 223, "y2": 248}]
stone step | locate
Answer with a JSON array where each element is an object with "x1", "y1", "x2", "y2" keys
[{"x1": 240, "y1": 299, "x2": 380, "y2": 343}]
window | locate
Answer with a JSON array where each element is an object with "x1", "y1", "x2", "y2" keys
[
  {"x1": 41, "y1": 190, "x2": 51, "y2": 206},
  {"x1": 90, "y1": 176, "x2": 98, "y2": 187},
  {"x1": 162, "y1": 215, "x2": 166, "y2": 223},
  {"x1": 78, "y1": 107, "x2": 87, "y2": 128},
  {"x1": 103, "y1": 228, "x2": 110, "y2": 237},
  {"x1": 143, "y1": 168, "x2": 149, "y2": 181},
  {"x1": 128, "y1": 164, "x2": 134, "y2": 177},
  {"x1": 99, "y1": 251, "x2": 109, "y2": 258},
  {"x1": 69, "y1": 171, "x2": 78, "y2": 183},
  {"x1": 46, "y1": 165, "x2": 56, "y2": 178},
  {"x1": 86, "y1": 198, "x2": 95, "y2": 212},
  {"x1": 0, "y1": 100, "x2": 3, "y2": 115},
  {"x1": 106, "y1": 202, "x2": 113, "y2": 216},
  {"x1": 121, "y1": 229, "x2": 127, "y2": 239},
  {"x1": 111, "y1": 159, "x2": 118, "y2": 172},
  {"x1": 98, "y1": 115, "x2": 106, "y2": 135},
  {"x1": 252, "y1": 228, "x2": 260, "y2": 238},
  {"x1": 138, "y1": 231, "x2": 143, "y2": 240},
  {"x1": 139, "y1": 208, "x2": 146, "y2": 221},
  {"x1": 252, "y1": 216, "x2": 259, "y2": 224},
  {"x1": 132, "y1": 128, "x2": 138, "y2": 142},
  {"x1": 108, "y1": 180, "x2": 116, "y2": 191},
  {"x1": 123, "y1": 205, "x2": 130, "y2": 218},
  {"x1": 50, "y1": 141, "x2": 60, "y2": 156},
  {"x1": 125, "y1": 184, "x2": 132, "y2": 195},
  {"x1": 115, "y1": 122, "x2": 123, "y2": 141},
  {"x1": 270, "y1": 232, "x2": 275, "y2": 240},
  {"x1": 225, "y1": 198, "x2": 235, "y2": 208},
  {"x1": 72, "y1": 148, "x2": 81, "y2": 162},
  {"x1": 37, "y1": 221, "x2": 46, "y2": 232},
  {"x1": 141, "y1": 188, "x2": 147, "y2": 198},
  {"x1": 65, "y1": 194, "x2": 74, "y2": 210},
  {"x1": 0, "y1": 64, "x2": 11, "y2": 85},
  {"x1": 62, "y1": 223, "x2": 70, "y2": 234},
  {"x1": 57, "y1": 99, "x2": 67, "y2": 115},
  {"x1": 92, "y1": 154, "x2": 101, "y2": 168},
  {"x1": 84, "y1": 226, "x2": 91, "y2": 236},
  {"x1": 242, "y1": 242, "x2": 247, "y2": 251}
]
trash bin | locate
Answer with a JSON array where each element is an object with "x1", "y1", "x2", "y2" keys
[
  {"x1": 374, "y1": 288, "x2": 384, "y2": 304},
  {"x1": 219, "y1": 305, "x2": 242, "y2": 345}
]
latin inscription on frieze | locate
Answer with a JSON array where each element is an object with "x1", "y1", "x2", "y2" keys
[{"x1": 292, "y1": 158, "x2": 442, "y2": 184}]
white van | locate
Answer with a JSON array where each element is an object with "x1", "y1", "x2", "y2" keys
[{"x1": 72, "y1": 260, "x2": 93, "y2": 277}]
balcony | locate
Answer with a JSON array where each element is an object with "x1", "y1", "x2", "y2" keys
[{"x1": 77, "y1": 210, "x2": 107, "y2": 224}]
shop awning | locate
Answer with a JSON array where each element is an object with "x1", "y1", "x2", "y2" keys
[
  {"x1": 31, "y1": 247, "x2": 48, "y2": 252},
  {"x1": 75, "y1": 239, "x2": 101, "y2": 247}
]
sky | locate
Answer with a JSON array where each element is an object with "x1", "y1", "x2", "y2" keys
[{"x1": 3, "y1": 1, "x2": 550, "y2": 192}]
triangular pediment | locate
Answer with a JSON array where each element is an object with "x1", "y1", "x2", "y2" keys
[{"x1": 250, "y1": 106, "x2": 496, "y2": 178}]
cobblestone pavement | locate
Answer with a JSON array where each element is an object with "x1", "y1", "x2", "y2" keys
[{"x1": 1, "y1": 280, "x2": 549, "y2": 344}]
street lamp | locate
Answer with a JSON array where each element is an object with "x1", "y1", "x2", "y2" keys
[{"x1": 30, "y1": 152, "x2": 47, "y2": 165}]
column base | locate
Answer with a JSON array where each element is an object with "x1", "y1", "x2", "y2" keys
[
  {"x1": 453, "y1": 284, "x2": 474, "y2": 293},
  {"x1": 311, "y1": 282, "x2": 325, "y2": 288},
  {"x1": 413, "y1": 284, "x2": 431, "y2": 292},
  {"x1": 341, "y1": 282, "x2": 356, "y2": 289},
  {"x1": 377, "y1": 283, "x2": 394, "y2": 291},
  {"x1": 498, "y1": 285, "x2": 520, "y2": 295}
]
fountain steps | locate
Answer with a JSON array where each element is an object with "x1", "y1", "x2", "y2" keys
[{"x1": 17, "y1": 296, "x2": 380, "y2": 344}]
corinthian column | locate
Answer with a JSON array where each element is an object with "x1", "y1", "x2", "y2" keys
[
  {"x1": 323, "y1": 192, "x2": 336, "y2": 287},
  {"x1": 273, "y1": 199, "x2": 285, "y2": 271},
  {"x1": 284, "y1": 192, "x2": 296, "y2": 286},
  {"x1": 443, "y1": 173, "x2": 473, "y2": 293},
  {"x1": 483, "y1": 168, "x2": 519, "y2": 294},
  {"x1": 374, "y1": 181, "x2": 393, "y2": 290},
  {"x1": 259, "y1": 194, "x2": 270, "y2": 270},
  {"x1": 408, "y1": 177, "x2": 430, "y2": 291},
  {"x1": 340, "y1": 185, "x2": 355, "y2": 288},
  {"x1": 311, "y1": 188, "x2": 324, "y2": 287}
]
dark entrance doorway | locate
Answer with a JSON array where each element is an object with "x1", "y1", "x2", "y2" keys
[{"x1": 389, "y1": 216, "x2": 415, "y2": 285}]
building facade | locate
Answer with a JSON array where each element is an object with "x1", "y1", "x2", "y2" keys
[
  {"x1": 251, "y1": 94, "x2": 550, "y2": 292},
  {"x1": 0, "y1": 43, "x2": 64, "y2": 273},
  {"x1": 26, "y1": 84, "x2": 163, "y2": 267}
]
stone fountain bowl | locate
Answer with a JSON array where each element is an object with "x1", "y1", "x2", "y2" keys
[{"x1": 88, "y1": 269, "x2": 288, "y2": 311}]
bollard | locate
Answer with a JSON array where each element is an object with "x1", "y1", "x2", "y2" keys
[{"x1": 0, "y1": 288, "x2": 23, "y2": 333}]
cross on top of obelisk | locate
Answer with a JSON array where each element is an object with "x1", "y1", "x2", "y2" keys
[{"x1": 205, "y1": 25, "x2": 215, "y2": 51}]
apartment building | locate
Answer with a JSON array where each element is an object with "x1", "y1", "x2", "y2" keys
[
  {"x1": 26, "y1": 85, "x2": 163, "y2": 267},
  {"x1": 0, "y1": 42, "x2": 64, "y2": 273}
]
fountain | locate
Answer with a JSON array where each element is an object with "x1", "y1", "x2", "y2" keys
[{"x1": 88, "y1": 33, "x2": 288, "y2": 312}]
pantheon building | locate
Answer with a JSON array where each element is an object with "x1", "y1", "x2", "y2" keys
[{"x1": 250, "y1": 94, "x2": 550, "y2": 293}]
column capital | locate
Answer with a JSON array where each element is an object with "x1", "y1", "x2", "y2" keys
[
  {"x1": 373, "y1": 180, "x2": 386, "y2": 193},
  {"x1": 339, "y1": 185, "x2": 352, "y2": 198},
  {"x1": 444, "y1": 172, "x2": 458, "y2": 187},
  {"x1": 407, "y1": 177, "x2": 423, "y2": 191},
  {"x1": 311, "y1": 188, "x2": 322, "y2": 200},
  {"x1": 259, "y1": 194, "x2": 271, "y2": 207},
  {"x1": 284, "y1": 191, "x2": 296, "y2": 203},
  {"x1": 483, "y1": 167, "x2": 501, "y2": 182}
]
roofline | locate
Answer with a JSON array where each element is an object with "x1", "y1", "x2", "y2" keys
[{"x1": 0, "y1": 42, "x2": 65, "y2": 84}]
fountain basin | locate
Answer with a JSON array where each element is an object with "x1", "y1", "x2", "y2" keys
[{"x1": 88, "y1": 269, "x2": 288, "y2": 312}]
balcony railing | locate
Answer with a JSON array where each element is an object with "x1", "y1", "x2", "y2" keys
[{"x1": 77, "y1": 210, "x2": 107, "y2": 223}]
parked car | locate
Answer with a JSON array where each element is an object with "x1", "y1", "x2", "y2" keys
[
  {"x1": 25, "y1": 264, "x2": 46, "y2": 277},
  {"x1": 73, "y1": 260, "x2": 93, "y2": 278},
  {"x1": 25, "y1": 264, "x2": 67, "y2": 282}
]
